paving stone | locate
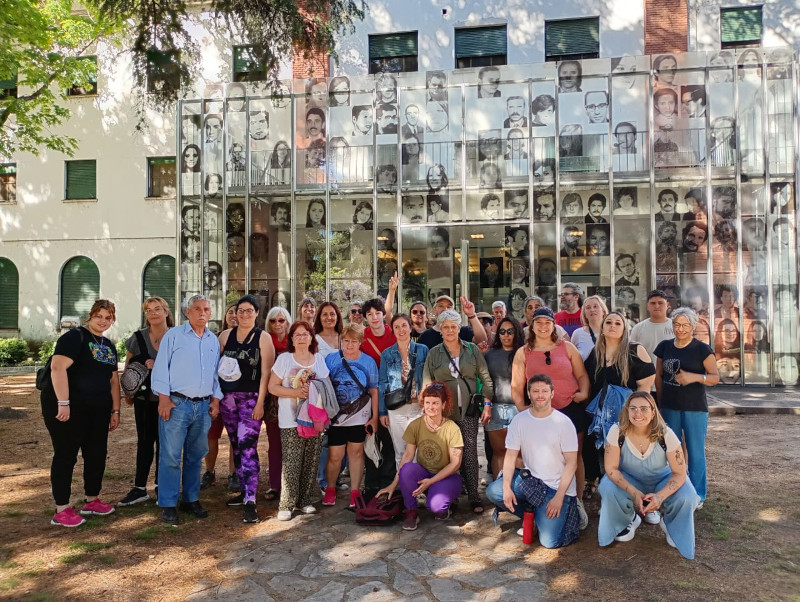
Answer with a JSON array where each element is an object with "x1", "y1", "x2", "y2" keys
[
  {"x1": 186, "y1": 578, "x2": 275, "y2": 601},
  {"x1": 393, "y1": 570, "x2": 426, "y2": 596},
  {"x1": 482, "y1": 580, "x2": 547, "y2": 601},
  {"x1": 342, "y1": 559, "x2": 390, "y2": 578},
  {"x1": 421, "y1": 530, "x2": 459, "y2": 551},
  {"x1": 395, "y1": 550, "x2": 437, "y2": 576},
  {"x1": 345, "y1": 581, "x2": 396, "y2": 601},
  {"x1": 253, "y1": 552, "x2": 300, "y2": 574},
  {"x1": 386, "y1": 548, "x2": 406, "y2": 560},
  {"x1": 452, "y1": 568, "x2": 509, "y2": 589},
  {"x1": 430, "y1": 556, "x2": 485, "y2": 578},
  {"x1": 300, "y1": 580, "x2": 346, "y2": 602},
  {"x1": 267, "y1": 574, "x2": 321, "y2": 595},
  {"x1": 428, "y1": 578, "x2": 480, "y2": 601}
]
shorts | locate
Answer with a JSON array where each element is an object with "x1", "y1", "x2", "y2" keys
[
  {"x1": 557, "y1": 401, "x2": 590, "y2": 434},
  {"x1": 327, "y1": 424, "x2": 368, "y2": 447},
  {"x1": 485, "y1": 403, "x2": 519, "y2": 431},
  {"x1": 208, "y1": 414, "x2": 225, "y2": 439}
]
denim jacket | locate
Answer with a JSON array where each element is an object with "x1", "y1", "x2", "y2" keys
[{"x1": 378, "y1": 342, "x2": 429, "y2": 416}]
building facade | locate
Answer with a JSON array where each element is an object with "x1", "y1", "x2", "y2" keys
[{"x1": 2, "y1": 1, "x2": 800, "y2": 385}]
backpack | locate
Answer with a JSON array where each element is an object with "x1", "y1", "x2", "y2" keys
[
  {"x1": 36, "y1": 328, "x2": 85, "y2": 392},
  {"x1": 354, "y1": 490, "x2": 404, "y2": 526},
  {"x1": 618, "y1": 433, "x2": 667, "y2": 453}
]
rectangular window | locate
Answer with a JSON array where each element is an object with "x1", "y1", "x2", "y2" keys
[
  {"x1": 233, "y1": 45, "x2": 269, "y2": 82},
  {"x1": 0, "y1": 164, "x2": 17, "y2": 203},
  {"x1": 0, "y1": 73, "x2": 17, "y2": 100},
  {"x1": 455, "y1": 25, "x2": 508, "y2": 69},
  {"x1": 720, "y1": 6, "x2": 763, "y2": 48},
  {"x1": 369, "y1": 32, "x2": 418, "y2": 74},
  {"x1": 67, "y1": 56, "x2": 98, "y2": 96},
  {"x1": 545, "y1": 18, "x2": 600, "y2": 61},
  {"x1": 146, "y1": 50, "x2": 181, "y2": 95},
  {"x1": 65, "y1": 160, "x2": 96, "y2": 200},
  {"x1": 147, "y1": 157, "x2": 176, "y2": 198}
]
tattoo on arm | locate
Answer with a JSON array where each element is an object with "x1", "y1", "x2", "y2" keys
[
  {"x1": 674, "y1": 449, "x2": 685, "y2": 465},
  {"x1": 665, "y1": 478, "x2": 679, "y2": 492}
]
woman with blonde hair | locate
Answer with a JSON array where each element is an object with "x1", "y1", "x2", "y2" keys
[
  {"x1": 118, "y1": 297, "x2": 174, "y2": 507},
  {"x1": 571, "y1": 295, "x2": 609, "y2": 360},
  {"x1": 598, "y1": 391, "x2": 699, "y2": 559}
]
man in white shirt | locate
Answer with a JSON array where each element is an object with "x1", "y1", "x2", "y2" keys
[
  {"x1": 630, "y1": 290, "x2": 675, "y2": 362},
  {"x1": 486, "y1": 374, "x2": 581, "y2": 549}
]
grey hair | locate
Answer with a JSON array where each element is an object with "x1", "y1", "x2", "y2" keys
[
  {"x1": 266, "y1": 306, "x2": 293, "y2": 327},
  {"x1": 671, "y1": 306, "x2": 699, "y2": 328},
  {"x1": 525, "y1": 295, "x2": 544, "y2": 307},
  {"x1": 492, "y1": 300, "x2": 506, "y2": 310},
  {"x1": 350, "y1": 300, "x2": 363, "y2": 308},
  {"x1": 562, "y1": 282, "x2": 585, "y2": 304},
  {"x1": 437, "y1": 309, "x2": 462, "y2": 327},
  {"x1": 187, "y1": 294, "x2": 211, "y2": 309}
]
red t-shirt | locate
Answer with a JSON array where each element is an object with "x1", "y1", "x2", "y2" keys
[
  {"x1": 361, "y1": 327, "x2": 396, "y2": 367},
  {"x1": 554, "y1": 309, "x2": 582, "y2": 336},
  {"x1": 270, "y1": 332, "x2": 289, "y2": 356}
]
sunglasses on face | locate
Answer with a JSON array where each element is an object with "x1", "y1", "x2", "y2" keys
[
  {"x1": 411, "y1": 310, "x2": 426, "y2": 315},
  {"x1": 269, "y1": 318, "x2": 286, "y2": 323},
  {"x1": 350, "y1": 309, "x2": 362, "y2": 314},
  {"x1": 497, "y1": 328, "x2": 515, "y2": 336},
  {"x1": 544, "y1": 350, "x2": 552, "y2": 366}
]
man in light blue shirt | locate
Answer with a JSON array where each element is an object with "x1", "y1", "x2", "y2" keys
[{"x1": 151, "y1": 295, "x2": 221, "y2": 524}]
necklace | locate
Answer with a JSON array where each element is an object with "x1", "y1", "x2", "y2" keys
[
  {"x1": 87, "y1": 329, "x2": 103, "y2": 346},
  {"x1": 424, "y1": 414, "x2": 445, "y2": 432}
]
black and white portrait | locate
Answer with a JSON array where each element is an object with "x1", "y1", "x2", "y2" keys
[{"x1": 480, "y1": 257, "x2": 504, "y2": 289}]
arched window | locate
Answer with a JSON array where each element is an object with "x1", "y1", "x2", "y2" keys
[
  {"x1": 60, "y1": 256, "x2": 100, "y2": 319},
  {"x1": 143, "y1": 255, "x2": 176, "y2": 314},
  {"x1": 0, "y1": 258, "x2": 19, "y2": 329}
]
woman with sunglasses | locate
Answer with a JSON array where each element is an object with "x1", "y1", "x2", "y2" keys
[
  {"x1": 348, "y1": 301, "x2": 364, "y2": 326},
  {"x1": 268, "y1": 320, "x2": 330, "y2": 520},
  {"x1": 314, "y1": 302, "x2": 344, "y2": 357},
  {"x1": 484, "y1": 315, "x2": 525, "y2": 478},
  {"x1": 571, "y1": 295, "x2": 609, "y2": 361},
  {"x1": 377, "y1": 382, "x2": 464, "y2": 530},
  {"x1": 422, "y1": 310, "x2": 494, "y2": 514},
  {"x1": 263, "y1": 306, "x2": 293, "y2": 501},
  {"x1": 598, "y1": 392, "x2": 699, "y2": 559},
  {"x1": 654, "y1": 307, "x2": 719, "y2": 508},
  {"x1": 511, "y1": 306, "x2": 590, "y2": 527},
  {"x1": 218, "y1": 295, "x2": 276, "y2": 523}
]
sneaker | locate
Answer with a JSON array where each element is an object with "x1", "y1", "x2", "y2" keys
[
  {"x1": 614, "y1": 513, "x2": 642, "y2": 542},
  {"x1": 300, "y1": 505, "x2": 316, "y2": 514},
  {"x1": 434, "y1": 509, "x2": 452, "y2": 521},
  {"x1": 228, "y1": 473, "x2": 241, "y2": 493},
  {"x1": 276, "y1": 510, "x2": 292, "y2": 521},
  {"x1": 161, "y1": 507, "x2": 179, "y2": 525},
  {"x1": 336, "y1": 478, "x2": 349, "y2": 491},
  {"x1": 402, "y1": 508, "x2": 419, "y2": 531},
  {"x1": 576, "y1": 498, "x2": 589, "y2": 530},
  {"x1": 80, "y1": 499, "x2": 115, "y2": 516},
  {"x1": 696, "y1": 501, "x2": 704, "y2": 511},
  {"x1": 517, "y1": 527, "x2": 524, "y2": 537},
  {"x1": 322, "y1": 487, "x2": 337, "y2": 506},
  {"x1": 644, "y1": 510, "x2": 661, "y2": 525},
  {"x1": 200, "y1": 470, "x2": 216, "y2": 490},
  {"x1": 226, "y1": 493, "x2": 245, "y2": 507},
  {"x1": 660, "y1": 519, "x2": 677, "y2": 548},
  {"x1": 51, "y1": 507, "x2": 86, "y2": 528},
  {"x1": 243, "y1": 502, "x2": 259, "y2": 524},
  {"x1": 118, "y1": 487, "x2": 150, "y2": 507},
  {"x1": 348, "y1": 490, "x2": 362, "y2": 509}
]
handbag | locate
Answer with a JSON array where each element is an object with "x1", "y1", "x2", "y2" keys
[
  {"x1": 120, "y1": 331, "x2": 152, "y2": 399},
  {"x1": 384, "y1": 346, "x2": 417, "y2": 411},
  {"x1": 442, "y1": 343, "x2": 483, "y2": 418},
  {"x1": 334, "y1": 352, "x2": 372, "y2": 424}
]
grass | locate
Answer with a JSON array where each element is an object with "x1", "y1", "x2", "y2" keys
[
  {"x1": 60, "y1": 541, "x2": 114, "y2": 564},
  {"x1": 96, "y1": 554, "x2": 116, "y2": 565},
  {"x1": 134, "y1": 526, "x2": 159, "y2": 541},
  {"x1": 103, "y1": 469, "x2": 132, "y2": 480},
  {"x1": 3, "y1": 509, "x2": 23, "y2": 518},
  {"x1": 27, "y1": 593, "x2": 56, "y2": 602},
  {"x1": 0, "y1": 577, "x2": 20, "y2": 591}
]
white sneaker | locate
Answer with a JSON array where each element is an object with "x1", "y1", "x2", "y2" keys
[
  {"x1": 614, "y1": 513, "x2": 642, "y2": 542},
  {"x1": 696, "y1": 501, "x2": 704, "y2": 511},
  {"x1": 300, "y1": 505, "x2": 316, "y2": 514},
  {"x1": 516, "y1": 527, "x2": 524, "y2": 537},
  {"x1": 644, "y1": 510, "x2": 661, "y2": 525},
  {"x1": 660, "y1": 519, "x2": 677, "y2": 548},
  {"x1": 576, "y1": 499, "x2": 589, "y2": 530},
  {"x1": 276, "y1": 510, "x2": 292, "y2": 521}
]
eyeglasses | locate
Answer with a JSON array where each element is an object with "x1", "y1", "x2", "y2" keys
[
  {"x1": 497, "y1": 328, "x2": 515, "y2": 336},
  {"x1": 350, "y1": 309, "x2": 362, "y2": 315},
  {"x1": 237, "y1": 308, "x2": 256, "y2": 315},
  {"x1": 269, "y1": 318, "x2": 286, "y2": 324},
  {"x1": 411, "y1": 309, "x2": 426, "y2": 315},
  {"x1": 628, "y1": 405, "x2": 653, "y2": 414},
  {"x1": 145, "y1": 307, "x2": 164, "y2": 314},
  {"x1": 559, "y1": 292, "x2": 576, "y2": 298},
  {"x1": 585, "y1": 103, "x2": 609, "y2": 111},
  {"x1": 673, "y1": 321, "x2": 693, "y2": 330},
  {"x1": 544, "y1": 351, "x2": 552, "y2": 366},
  {"x1": 292, "y1": 332, "x2": 311, "y2": 339},
  {"x1": 342, "y1": 338, "x2": 360, "y2": 345}
]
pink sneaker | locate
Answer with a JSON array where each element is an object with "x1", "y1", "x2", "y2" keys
[
  {"x1": 80, "y1": 499, "x2": 115, "y2": 516},
  {"x1": 349, "y1": 490, "x2": 362, "y2": 509},
  {"x1": 51, "y1": 507, "x2": 86, "y2": 528},
  {"x1": 322, "y1": 487, "x2": 337, "y2": 506}
]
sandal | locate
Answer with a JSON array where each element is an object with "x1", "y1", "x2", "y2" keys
[
  {"x1": 264, "y1": 489, "x2": 280, "y2": 501},
  {"x1": 471, "y1": 501, "x2": 485, "y2": 514}
]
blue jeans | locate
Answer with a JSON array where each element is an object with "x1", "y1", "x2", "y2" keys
[
  {"x1": 486, "y1": 470, "x2": 577, "y2": 549},
  {"x1": 660, "y1": 409, "x2": 708, "y2": 502},
  {"x1": 157, "y1": 396, "x2": 211, "y2": 507}
]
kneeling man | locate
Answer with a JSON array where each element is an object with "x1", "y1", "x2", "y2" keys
[{"x1": 486, "y1": 373, "x2": 580, "y2": 548}]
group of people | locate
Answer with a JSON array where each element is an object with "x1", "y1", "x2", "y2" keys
[{"x1": 40, "y1": 280, "x2": 716, "y2": 559}]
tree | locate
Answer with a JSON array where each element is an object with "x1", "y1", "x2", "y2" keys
[{"x1": 0, "y1": 0, "x2": 121, "y2": 158}]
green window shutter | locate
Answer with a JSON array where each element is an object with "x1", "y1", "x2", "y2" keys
[
  {"x1": 65, "y1": 160, "x2": 96, "y2": 199},
  {"x1": 369, "y1": 32, "x2": 418, "y2": 58},
  {"x1": 0, "y1": 75, "x2": 16, "y2": 90},
  {"x1": 0, "y1": 258, "x2": 19, "y2": 329},
  {"x1": 60, "y1": 257, "x2": 100, "y2": 318},
  {"x1": 721, "y1": 7, "x2": 762, "y2": 44},
  {"x1": 143, "y1": 255, "x2": 176, "y2": 315},
  {"x1": 455, "y1": 26, "x2": 507, "y2": 58},
  {"x1": 546, "y1": 18, "x2": 600, "y2": 57}
]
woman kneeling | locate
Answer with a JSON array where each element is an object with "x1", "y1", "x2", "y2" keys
[
  {"x1": 598, "y1": 392, "x2": 699, "y2": 559},
  {"x1": 377, "y1": 382, "x2": 463, "y2": 530}
]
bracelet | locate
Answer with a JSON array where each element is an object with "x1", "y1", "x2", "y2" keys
[
  {"x1": 111, "y1": 410, "x2": 121, "y2": 415},
  {"x1": 466, "y1": 314, "x2": 476, "y2": 320},
  {"x1": 703, "y1": 374, "x2": 707, "y2": 384},
  {"x1": 57, "y1": 400, "x2": 70, "y2": 406},
  {"x1": 483, "y1": 401, "x2": 493, "y2": 407}
]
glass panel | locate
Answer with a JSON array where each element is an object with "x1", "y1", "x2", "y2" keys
[{"x1": 767, "y1": 48, "x2": 794, "y2": 174}]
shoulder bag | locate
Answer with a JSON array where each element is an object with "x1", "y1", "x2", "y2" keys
[
  {"x1": 384, "y1": 346, "x2": 417, "y2": 411},
  {"x1": 334, "y1": 352, "x2": 372, "y2": 423},
  {"x1": 120, "y1": 330, "x2": 153, "y2": 400},
  {"x1": 442, "y1": 343, "x2": 483, "y2": 418}
]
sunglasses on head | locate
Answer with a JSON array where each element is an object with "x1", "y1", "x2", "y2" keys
[
  {"x1": 497, "y1": 328, "x2": 515, "y2": 336},
  {"x1": 544, "y1": 350, "x2": 552, "y2": 366}
]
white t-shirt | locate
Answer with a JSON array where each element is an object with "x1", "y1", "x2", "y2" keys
[
  {"x1": 505, "y1": 409, "x2": 578, "y2": 497},
  {"x1": 606, "y1": 423, "x2": 681, "y2": 461},
  {"x1": 630, "y1": 319, "x2": 675, "y2": 362},
  {"x1": 272, "y1": 352, "x2": 330, "y2": 429},
  {"x1": 315, "y1": 335, "x2": 340, "y2": 358},
  {"x1": 571, "y1": 327, "x2": 599, "y2": 361}
]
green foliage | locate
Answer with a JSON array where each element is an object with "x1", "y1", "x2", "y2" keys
[
  {"x1": 0, "y1": 338, "x2": 29, "y2": 366},
  {"x1": 115, "y1": 334, "x2": 131, "y2": 361},
  {"x1": 38, "y1": 341, "x2": 56, "y2": 364}
]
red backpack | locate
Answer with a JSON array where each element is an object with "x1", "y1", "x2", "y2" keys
[{"x1": 354, "y1": 491, "x2": 404, "y2": 526}]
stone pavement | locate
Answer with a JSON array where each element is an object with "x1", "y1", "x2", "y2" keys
[{"x1": 707, "y1": 386, "x2": 800, "y2": 415}]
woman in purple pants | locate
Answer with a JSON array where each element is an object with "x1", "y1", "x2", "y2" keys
[
  {"x1": 218, "y1": 294, "x2": 275, "y2": 523},
  {"x1": 377, "y1": 382, "x2": 463, "y2": 530}
]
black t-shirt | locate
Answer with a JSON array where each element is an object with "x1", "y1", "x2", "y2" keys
[
  {"x1": 417, "y1": 326, "x2": 474, "y2": 349},
  {"x1": 42, "y1": 327, "x2": 118, "y2": 406},
  {"x1": 584, "y1": 343, "x2": 656, "y2": 401},
  {"x1": 654, "y1": 338, "x2": 714, "y2": 412}
]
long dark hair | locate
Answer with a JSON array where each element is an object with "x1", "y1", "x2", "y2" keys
[{"x1": 491, "y1": 314, "x2": 525, "y2": 351}]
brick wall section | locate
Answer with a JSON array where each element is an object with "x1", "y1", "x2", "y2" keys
[
  {"x1": 292, "y1": 0, "x2": 330, "y2": 78},
  {"x1": 645, "y1": 0, "x2": 689, "y2": 55}
]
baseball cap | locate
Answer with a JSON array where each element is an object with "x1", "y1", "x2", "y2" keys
[{"x1": 532, "y1": 307, "x2": 555, "y2": 322}]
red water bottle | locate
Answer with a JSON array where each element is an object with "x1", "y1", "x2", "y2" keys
[{"x1": 522, "y1": 510, "x2": 535, "y2": 544}]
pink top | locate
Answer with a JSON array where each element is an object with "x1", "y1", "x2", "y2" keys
[{"x1": 524, "y1": 342, "x2": 579, "y2": 410}]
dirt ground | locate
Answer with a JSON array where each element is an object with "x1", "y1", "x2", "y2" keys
[{"x1": 0, "y1": 373, "x2": 798, "y2": 601}]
